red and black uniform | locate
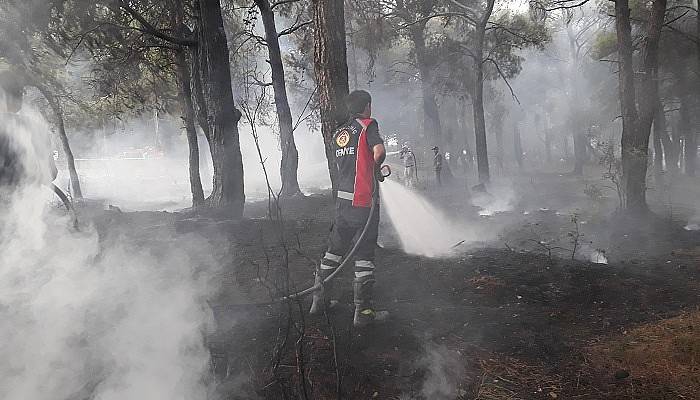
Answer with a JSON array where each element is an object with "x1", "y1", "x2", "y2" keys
[
  {"x1": 326, "y1": 117, "x2": 382, "y2": 262},
  {"x1": 311, "y1": 117, "x2": 383, "y2": 317}
]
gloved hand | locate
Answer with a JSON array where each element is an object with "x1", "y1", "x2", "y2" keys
[
  {"x1": 375, "y1": 166, "x2": 384, "y2": 182},
  {"x1": 375, "y1": 165, "x2": 391, "y2": 182}
]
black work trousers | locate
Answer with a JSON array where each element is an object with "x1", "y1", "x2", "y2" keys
[{"x1": 327, "y1": 198, "x2": 379, "y2": 262}]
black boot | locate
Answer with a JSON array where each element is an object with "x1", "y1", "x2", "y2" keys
[
  {"x1": 309, "y1": 267, "x2": 337, "y2": 315},
  {"x1": 352, "y1": 274, "x2": 389, "y2": 327}
]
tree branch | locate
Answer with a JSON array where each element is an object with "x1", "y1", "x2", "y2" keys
[
  {"x1": 278, "y1": 21, "x2": 312, "y2": 37},
  {"x1": 271, "y1": 0, "x2": 301, "y2": 9},
  {"x1": 485, "y1": 57, "x2": 520, "y2": 105},
  {"x1": 117, "y1": 0, "x2": 196, "y2": 46}
]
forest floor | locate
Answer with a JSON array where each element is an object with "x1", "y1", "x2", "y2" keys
[{"x1": 88, "y1": 167, "x2": 700, "y2": 400}]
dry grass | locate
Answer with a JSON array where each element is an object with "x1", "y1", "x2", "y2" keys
[
  {"x1": 584, "y1": 310, "x2": 700, "y2": 399},
  {"x1": 474, "y1": 356, "x2": 565, "y2": 400}
]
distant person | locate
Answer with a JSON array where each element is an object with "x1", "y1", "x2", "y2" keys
[
  {"x1": 309, "y1": 89, "x2": 389, "y2": 327},
  {"x1": 432, "y1": 146, "x2": 443, "y2": 186},
  {"x1": 399, "y1": 143, "x2": 417, "y2": 188}
]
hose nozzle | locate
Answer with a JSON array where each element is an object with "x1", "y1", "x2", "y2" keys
[{"x1": 376, "y1": 164, "x2": 391, "y2": 182}]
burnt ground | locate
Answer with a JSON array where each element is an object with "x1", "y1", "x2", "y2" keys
[{"x1": 87, "y1": 170, "x2": 700, "y2": 400}]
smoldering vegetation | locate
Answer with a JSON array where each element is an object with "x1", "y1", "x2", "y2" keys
[{"x1": 1, "y1": 114, "x2": 221, "y2": 400}]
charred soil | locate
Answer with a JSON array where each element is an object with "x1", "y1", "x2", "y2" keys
[{"x1": 88, "y1": 177, "x2": 700, "y2": 400}]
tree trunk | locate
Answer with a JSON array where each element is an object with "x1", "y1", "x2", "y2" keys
[
  {"x1": 196, "y1": 0, "x2": 245, "y2": 214},
  {"x1": 655, "y1": 98, "x2": 674, "y2": 171},
  {"x1": 623, "y1": 0, "x2": 666, "y2": 210},
  {"x1": 544, "y1": 128, "x2": 552, "y2": 164},
  {"x1": 173, "y1": 2, "x2": 205, "y2": 208},
  {"x1": 412, "y1": 25, "x2": 441, "y2": 144},
  {"x1": 693, "y1": 5, "x2": 700, "y2": 176},
  {"x1": 668, "y1": 111, "x2": 682, "y2": 172},
  {"x1": 39, "y1": 88, "x2": 82, "y2": 199},
  {"x1": 255, "y1": 0, "x2": 302, "y2": 196},
  {"x1": 513, "y1": 123, "x2": 523, "y2": 169},
  {"x1": 471, "y1": 0, "x2": 495, "y2": 185},
  {"x1": 190, "y1": 41, "x2": 211, "y2": 141},
  {"x1": 572, "y1": 133, "x2": 586, "y2": 175},
  {"x1": 175, "y1": 48, "x2": 205, "y2": 208},
  {"x1": 53, "y1": 100, "x2": 82, "y2": 198},
  {"x1": 494, "y1": 119, "x2": 504, "y2": 172},
  {"x1": 615, "y1": 0, "x2": 642, "y2": 212},
  {"x1": 312, "y1": 0, "x2": 350, "y2": 189},
  {"x1": 652, "y1": 123, "x2": 663, "y2": 177},
  {"x1": 681, "y1": 95, "x2": 696, "y2": 176},
  {"x1": 566, "y1": 23, "x2": 585, "y2": 176}
]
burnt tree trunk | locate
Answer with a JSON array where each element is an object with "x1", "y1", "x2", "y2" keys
[
  {"x1": 412, "y1": 24, "x2": 441, "y2": 144},
  {"x1": 615, "y1": 0, "x2": 660, "y2": 212},
  {"x1": 628, "y1": 0, "x2": 666, "y2": 210},
  {"x1": 175, "y1": 48, "x2": 205, "y2": 208},
  {"x1": 312, "y1": 0, "x2": 349, "y2": 189},
  {"x1": 190, "y1": 40, "x2": 211, "y2": 141},
  {"x1": 173, "y1": 2, "x2": 204, "y2": 208},
  {"x1": 255, "y1": 0, "x2": 302, "y2": 196},
  {"x1": 472, "y1": 0, "x2": 495, "y2": 185},
  {"x1": 196, "y1": 0, "x2": 245, "y2": 214}
]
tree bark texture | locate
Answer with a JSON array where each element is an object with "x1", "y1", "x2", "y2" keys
[
  {"x1": 255, "y1": 0, "x2": 302, "y2": 196},
  {"x1": 412, "y1": 24, "x2": 441, "y2": 145},
  {"x1": 472, "y1": 0, "x2": 495, "y2": 185},
  {"x1": 629, "y1": 0, "x2": 665, "y2": 209},
  {"x1": 175, "y1": 48, "x2": 205, "y2": 208},
  {"x1": 196, "y1": 0, "x2": 245, "y2": 214},
  {"x1": 615, "y1": 0, "x2": 643, "y2": 212},
  {"x1": 312, "y1": 0, "x2": 350, "y2": 189}
]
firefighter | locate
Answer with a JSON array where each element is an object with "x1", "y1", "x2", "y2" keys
[
  {"x1": 432, "y1": 146, "x2": 443, "y2": 186},
  {"x1": 309, "y1": 90, "x2": 389, "y2": 327},
  {"x1": 399, "y1": 143, "x2": 417, "y2": 188}
]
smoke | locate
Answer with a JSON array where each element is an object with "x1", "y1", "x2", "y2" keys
[
  {"x1": 401, "y1": 343, "x2": 465, "y2": 400},
  {"x1": 0, "y1": 113, "x2": 218, "y2": 400},
  {"x1": 684, "y1": 212, "x2": 700, "y2": 231},
  {"x1": 52, "y1": 114, "x2": 331, "y2": 210},
  {"x1": 471, "y1": 181, "x2": 515, "y2": 217},
  {"x1": 380, "y1": 180, "x2": 475, "y2": 257}
]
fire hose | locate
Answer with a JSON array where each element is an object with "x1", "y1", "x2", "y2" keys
[
  {"x1": 49, "y1": 183, "x2": 79, "y2": 230},
  {"x1": 234, "y1": 165, "x2": 391, "y2": 307}
]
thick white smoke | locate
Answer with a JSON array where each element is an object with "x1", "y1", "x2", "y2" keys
[{"x1": 0, "y1": 112, "x2": 218, "y2": 400}]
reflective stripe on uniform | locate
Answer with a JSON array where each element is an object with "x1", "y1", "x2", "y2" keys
[
  {"x1": 321, "y1": 263, "x2": 338, "y2": 270},
  {"x1": 337, "y1": 190, "x2": 354, "y2": 201},
  {"x1": 355, "y1": 270, "x2": 374, "y2": 278},
  {"x1": 355, "y1": 260, "x2": 375, "y2": 271},
  {"x1": 321, "y1": 252, "x2": 342, "y2": 270},
  {"x1": 324, "y1": 252, "x2": 342, "y2": 262}
]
